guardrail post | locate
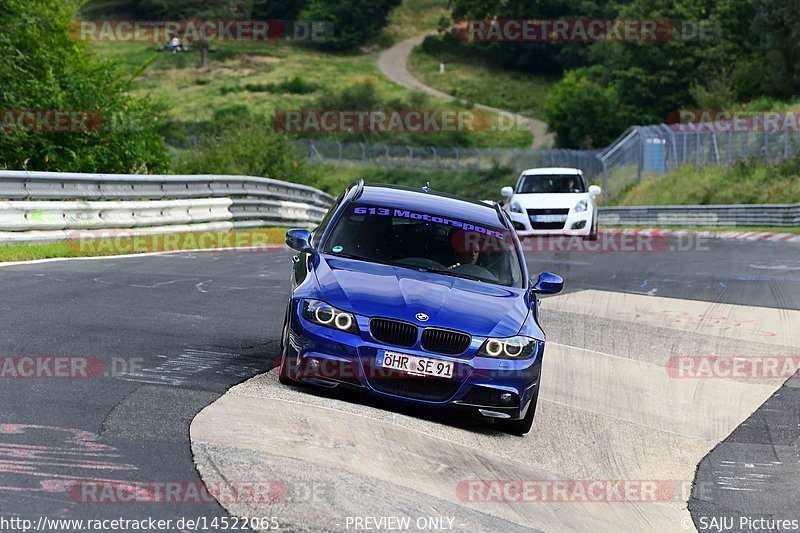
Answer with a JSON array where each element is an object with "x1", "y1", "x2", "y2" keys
[
  {"x1": 337, "y1": 142, "x2": 343, "y2": 163},
  {"x1": 360, "y1": 143, "x2": 366, "y2": 162}
]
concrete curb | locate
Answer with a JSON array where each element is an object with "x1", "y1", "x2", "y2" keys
[{"x1": 190, "y1": 290, "x2": 800, "y2": 532}]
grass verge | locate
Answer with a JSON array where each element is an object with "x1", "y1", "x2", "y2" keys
[
  {"x1": 407, "y1": 40, "x2": 556, "y2": 117},
  {"x1": 383, "y1": 0, "x2": 450, "y2": 44},
  {"x1": 608, "y1": 160, "x2": 800, "y2": 206},
  {"x1": 0, "y1": 228, "x2": 287, "y2": 263}
]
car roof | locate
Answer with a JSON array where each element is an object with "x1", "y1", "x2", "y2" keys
[
  {"x1": 520, "y1": 167, "x2": 583, "y2": 176},
  {"x1": 357, "y1": 184, "x2": 506, "y2": 228}
]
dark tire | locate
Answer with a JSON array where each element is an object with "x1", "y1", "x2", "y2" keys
[
  {"x1": 277, "y1": 305, "x2": 297, "y2": 385},
  {"x1": 583, "y1": 217, "x2": 599, "y2": 241},
  {"x1": 496, "y1": 386, "x2": 539, "y2": 435}
]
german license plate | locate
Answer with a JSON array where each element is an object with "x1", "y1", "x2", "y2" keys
[
  {"x1": 376, "y1": 350, "x2": 454, "y2": 379},
  {"x1": 533, "y1": 214, "x2": 567, "y2": 222}
]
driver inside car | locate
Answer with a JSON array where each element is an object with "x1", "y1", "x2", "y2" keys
[{"x1": 448, "y1": 241, "x2": 480, "y2": 270}]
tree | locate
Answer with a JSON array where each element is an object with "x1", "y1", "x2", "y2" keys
[
  {"x1": 0, "y1": 0, "x2": 168, "y2": 172},
  {"x1": 174, "y1": 110, "x2": 306, "y2": 184},
  {"x1": 300, "y1": 0, "x2": 402, "y2": 51},
  {"x1": 741, "y1": 0, "x2": 800, "y2": 99},
  {"x1": 543, "y1": 67, "x2": 630, "y2": 149}
]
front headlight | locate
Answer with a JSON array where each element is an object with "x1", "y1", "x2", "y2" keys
[
  {"x1": 574, "y1": 199, "x2": 588, "y2": 212},
  {"x1": 477, "y1": 336, "x2": 537, "y2": 359},
  {"x1": 302, "y1": 299, "x2": 359, "y2": 334},
  {"x1": 510, "y1": 203, "x2": 524, "y2": 213}
]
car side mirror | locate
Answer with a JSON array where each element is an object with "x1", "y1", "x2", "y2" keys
[
  {"x1": 589, "y1": 185, "x2": 602, "y2": 197},
  {"x1": 286, "y1": 229, "x2": 313, "y2": 253},
  {"x1": 532, "y1": 272, "x2": 564, "y2": 295},
  {"x1": 500, "y1": 186, "x2": 514, "y2": 199}
]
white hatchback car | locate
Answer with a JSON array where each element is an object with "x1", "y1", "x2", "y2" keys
[{"x1": 501, "y1": 167, "x2": 602, "y2": 240}]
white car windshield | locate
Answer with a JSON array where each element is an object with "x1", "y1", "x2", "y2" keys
[{"x1": 518, "y1": 174, "x2": 586, "y2": 194}]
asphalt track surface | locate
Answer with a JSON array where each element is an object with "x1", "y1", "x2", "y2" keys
[{"x1": 1, "y1": 234, "x2": 798, "y2": 532}]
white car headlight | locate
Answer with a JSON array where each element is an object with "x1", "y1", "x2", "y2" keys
[
  {"x1": 574, "y1": 199, "x2": 588, "y2": 212},
  {"x1": 477, "y1": 336, "x2": 537, "y2": 359},
  {"x1": 510, "y1": 203, "x2": 524, "y2": 213}
]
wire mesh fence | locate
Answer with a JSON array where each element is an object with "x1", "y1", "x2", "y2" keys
[
  {"x1": 294, "y1": 123, "x2": 800, "y2": 203},
  {"x1": 293, "y1": 139, "x2": 602, "y2": 175},
  {"x1": 598, "y1": 124, "x2": 800, "y2": 200}
]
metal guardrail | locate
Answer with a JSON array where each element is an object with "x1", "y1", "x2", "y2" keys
[
  {"x1": 0, "y1": 171, "x2": 334, "y2": 244},
  {"x1": 0, "y1": 171, "x2": 333, "y2": 205},
  {"x1": 599, "y1": 203, "x2": 800, "y2": 227}
]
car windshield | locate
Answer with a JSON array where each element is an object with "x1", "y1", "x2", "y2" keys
[
  {"x1": 322, "y1": 203, "x2": 524, "y2": 287},
  {"x1": 517, "y1": 174, "x2": 586, "y2": 193}
]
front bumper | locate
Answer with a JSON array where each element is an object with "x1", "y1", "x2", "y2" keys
[
  {"x1": 284, "y1": 301, "x2": 542, "y2": 421},
  {"x1": 507, "y1": 209, "x2": 593, "y2": 236}
]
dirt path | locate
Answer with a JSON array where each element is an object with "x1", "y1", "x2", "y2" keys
[{"x1": 378, "y1": 34, "x2": 555, "y2": 149}]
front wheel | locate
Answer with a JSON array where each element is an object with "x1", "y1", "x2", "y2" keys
[
  {"x1": 495, "y1": 386, "x2": 539, "y2": 435},
  {"x1": 583, "y1": 217, "x2": 598, "y2": 241},
  {"x1": 277, "y1": 307, "x2": 297, "y2": 384}
]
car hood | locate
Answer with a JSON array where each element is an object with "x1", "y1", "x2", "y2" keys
[
  {"x1": 313, "y1": 256, "x2": 531, "y2": 338},
  {"x1": 513, "y1": 193, "x2": 587, "y2": 210}
]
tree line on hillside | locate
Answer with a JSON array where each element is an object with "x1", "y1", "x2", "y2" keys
[
  {"x1": 134, "y1": 0, "x2": 400, "y2": 50},
  {"x1": 444, "y1": 0, "x2": 800, "y2": 149}
]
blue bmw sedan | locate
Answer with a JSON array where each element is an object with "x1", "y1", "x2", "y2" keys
[{"x1": 277, "y1": 181, "x2": 563, "y2": 434}]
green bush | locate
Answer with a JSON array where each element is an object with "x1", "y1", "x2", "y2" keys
[
  {"x1": 300, "y1": 0, "x2": 402, "y2": 51},
  {"x1": 544, "y1": 67, "x2": 631, "y2": 149},
  {"x1": 247, "y1": 76, "x2": 319, "y2": 94},
  {"x1": 174, "y1": 114, "x2": 305, "y2": 184},
  {"x1": 316, "y1": 78, "x2": 382, "y2": 110},
  {"x1": 220, "y1": 85, "x2": 244, "y2": 96},
  {"x1": 0, "y1": 0, "x2": 169, "y2": 173}
]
